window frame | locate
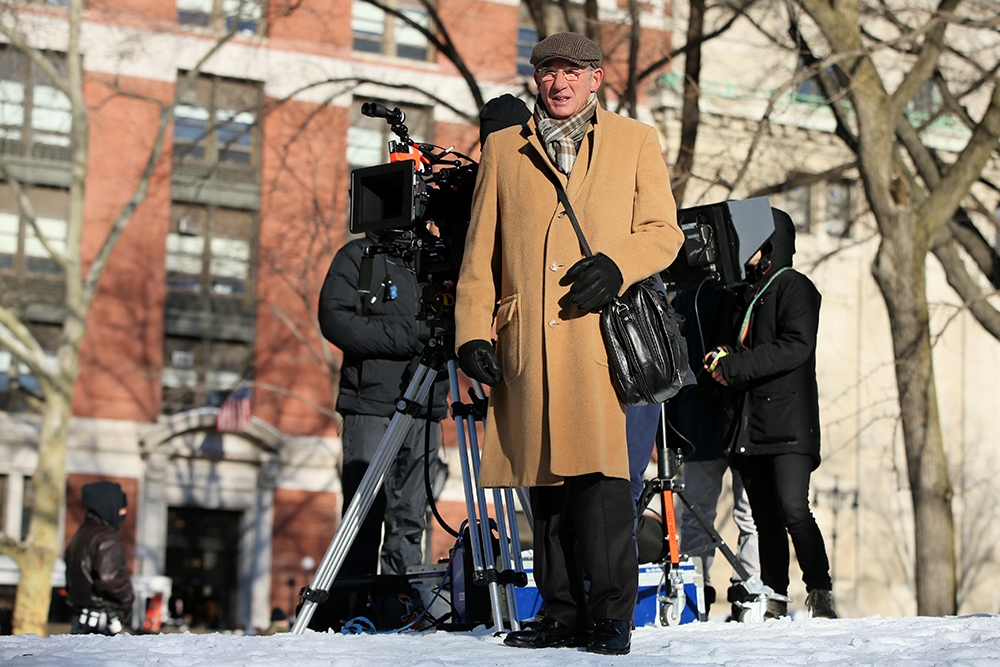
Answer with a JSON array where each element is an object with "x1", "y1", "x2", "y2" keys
[
  {"x1": 0, "y1": 184, "x2": 69, "y2": 280},
  {"x1": 172, "y1": 73, "x2": 263, "y2": 173},
  {"x1": 161, "y1": 335, "x2": 252, "y2": 415},
  {"x1": 0, "y1": 322, "x2": 60, "y2": 413},
  {"x1": 177, "y1": 0, "x2": 268, "y2": 37},
  {"x1": 0, "y1": 47, "x2": 72, "y2": 162},
  {"x1": 166, "y1": 202, "x2": 258, "y2": 301},
  {"x1": 351, "y1": 0, "x2": 435, "y2": 63}
]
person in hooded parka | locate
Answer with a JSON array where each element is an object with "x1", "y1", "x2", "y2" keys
[{"x1": 704, "y1": 208, "x2": 837, "y2": 620}]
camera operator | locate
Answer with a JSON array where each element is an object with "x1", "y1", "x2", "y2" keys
[
  {"x1": 318, "y1": 232, "x2": 448, "y2": 579},
  {"x1": 704, "y1": 208, "x2": 837, "y2": 619},
  {"x1": 455, "y1": 33, "x2": 683, "y2": 655}
]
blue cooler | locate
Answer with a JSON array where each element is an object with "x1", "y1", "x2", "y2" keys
[{"x1": 514, "y1": 556, "x2": 704, "y2": 627}]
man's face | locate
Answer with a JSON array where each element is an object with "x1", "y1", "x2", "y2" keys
[{"x1": 534, "y1": 58, "x2": 603, "y2": 120}]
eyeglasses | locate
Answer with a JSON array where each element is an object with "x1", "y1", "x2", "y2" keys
[{"x1": 536, "y1": 67, "x2": 588, "y2": 82}]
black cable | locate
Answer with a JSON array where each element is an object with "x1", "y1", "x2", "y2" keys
[{"x1": 423, "y1": 380, "x2": 460, "y2": 538}]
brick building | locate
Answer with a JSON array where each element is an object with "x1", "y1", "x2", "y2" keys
[{"x1": 0, "y1": 0, "x2": 674, "y2": 631}]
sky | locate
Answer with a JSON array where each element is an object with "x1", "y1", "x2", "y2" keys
[{"x1": 2, "y1": 615, "x2": 999, "y2": 667}]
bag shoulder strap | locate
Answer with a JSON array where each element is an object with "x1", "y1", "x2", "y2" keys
[{"x1": 553, "y1": 182, "x2": 593, "y2": 258}]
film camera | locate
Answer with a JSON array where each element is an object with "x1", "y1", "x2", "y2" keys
[
  {"x1": 662, "y1": 196, "x2": 775, "y2": 291},
  {"x1": 349, "y1": 102, "x2": 478, "y2": 326}
]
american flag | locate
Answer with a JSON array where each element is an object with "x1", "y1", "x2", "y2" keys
[{"x1": 215, "y1": 384, "x2": 252, "y2": 432}]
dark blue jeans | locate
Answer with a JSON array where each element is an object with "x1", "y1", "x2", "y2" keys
[
  {"x1": 626, "y1": 403, "x2": 661, "y2": 505},
  {"x1": 735, "y1": 453, "x2": 832, "y2": 595}
]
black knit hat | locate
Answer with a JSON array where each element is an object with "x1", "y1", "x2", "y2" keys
[{"x1": 529, "y1": 32, "x2": 602, "y2": 69}]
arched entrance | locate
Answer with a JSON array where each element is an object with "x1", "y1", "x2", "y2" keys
[{"x1": 139, "y1": 408, "x2": 282, "y2": 631}]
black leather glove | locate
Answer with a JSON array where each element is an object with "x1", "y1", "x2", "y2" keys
[
  {"x1": 566, "y1": 253, "x2": 624, "y2": 312},
  {"x1": 457, "y1": 339, "x2": 502, "y2": 387}
]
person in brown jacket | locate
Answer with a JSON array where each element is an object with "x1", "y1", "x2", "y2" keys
[
  {"x1": 65, "y1": 481, "x2": 135, "y2": 635},
  {"x1": 455, "y1": 33, "x2": 682, "y2": 655}
]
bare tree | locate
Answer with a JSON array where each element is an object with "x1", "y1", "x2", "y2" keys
[
  {"x1": 0, "y1": 0, "x2": 251, "y2": 635},
  {"x1": 780, "y1": 0, "x2": 1000, "y2": 615}
]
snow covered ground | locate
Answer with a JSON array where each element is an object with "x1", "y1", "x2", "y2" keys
[{"x1": 2, "y1": 615, "x2": 999, "y2": 666}]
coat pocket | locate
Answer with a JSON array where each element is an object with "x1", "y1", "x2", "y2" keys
[
  {"x1": 748, "y1": 390, "x2": 797, "y2": 443},
  {"x1": 495, "y1": 294, "x2": 523, "y2": 381}
]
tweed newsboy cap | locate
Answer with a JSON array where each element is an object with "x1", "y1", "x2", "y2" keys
[{"x1": 529, "y1": 32, "x2": 602, "y2": 69}]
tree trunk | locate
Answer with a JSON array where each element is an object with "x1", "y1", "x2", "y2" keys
[
  {"x1": 872, "y1": 221, "x2": 957, "y2": 616},
  {"x1": 12, "y1": 393, "x2": 71, "y2": 636}
]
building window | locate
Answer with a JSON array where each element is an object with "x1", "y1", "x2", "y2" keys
[
  {"x1": 0, "y1": 184, "x2": 68, "y2": 277},
  {"x1": 161, "y1": 336, "x2": 250, "y2": 414},
  {"x1": 167, "y1": 204, "x2": 255, "y2": 298},
  {"x1": 517, "y1": 26, "x2": 538, "y2": 76},
  {"x1": 784, "y1": 183, "x2": 812, "y2": 234},
  {"x1": 20, "y1": 476, "x2": 33, "y2": 542},
  {"x1": 0, "y1": 47, "x2": 71, "y2": 162},
  {"x1": 0, "y1": 475, "x2": 35, "y2": 541},
  {"x1": 907, "y1": 81, "x2": 942, "y2": 120},
  {"x1": 824, "y1": 180, "x2": 852, "y2": 237},
  {"x1": 173, "y1": 74, "x2": 261, "y2": 172},
  {"x1": 177, "y1": 0, "x2": 266, "y2": 36},
  {"x1": 0, "y1": 323, "x2": 59, "y2": 413},
  {"x1": 351, "y1": 0, "x2": 432, "y2": 62},
  {"x1": 347, "y1": 99, "x2": 431, "y2": 170}
]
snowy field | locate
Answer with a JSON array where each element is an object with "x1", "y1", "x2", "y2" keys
[{"x1": 2, "y1": 615, "x2": 999, "y2": 667}]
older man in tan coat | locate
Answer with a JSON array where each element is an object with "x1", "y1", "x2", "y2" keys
[{"x1": 455, "y1": 33, "x2": 682, "y2": 655}]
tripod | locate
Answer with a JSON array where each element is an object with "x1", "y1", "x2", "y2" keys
[
  {"x1": 636, "y1": 403, "x2": 785, "y2": 624},
  {"x1": 291, "y1": 332, "x2": 525, "y2": 635}
]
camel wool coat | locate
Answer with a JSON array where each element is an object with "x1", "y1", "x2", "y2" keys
[{"x1": 454, "y1": 105, "x2": 683, "y2": 488}]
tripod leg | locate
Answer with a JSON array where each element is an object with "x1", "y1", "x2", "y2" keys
[
  {"x1": 447, "y1": 363, "x2": 505, "y2": 634},
  {"x1": 291, "y1": 356, "x2": 441, "y2": 634}
]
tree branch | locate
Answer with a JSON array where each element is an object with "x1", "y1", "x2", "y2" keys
[
  {"x1": 886, "y1": 0, "x2": 961, "y2": 120},
  {"x1": 0, "y1": 307, "x2": 50, "y2": 381},
  {"x1": 0, "y1": 20, "x2": 71, "y2": 98},
  {"x1": 932, "y1": 241, "x2": 1000, "y2": 342},
  {"x1": 0, "y1": 156, "x2": 70, "y2": 271},
  {"x1": 920, "y1": 81, "x2": 1000, "y2": 237},
  {"x1": 81, "y1": 16, "x2": 243, "y2": 307},
  {"x1": 0, "y1": 534, "x2": 25, "y2": 563},
  {"x1": 364, "y1": 0, "x2": 484, "y2": 110}
]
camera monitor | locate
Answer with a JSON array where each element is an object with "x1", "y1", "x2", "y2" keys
[
  {"x1": 350, "y1": 160, "x2": 419, "y2": 234},
  {"x1": 662, "y1": 196, "x2": 775, "y2": 291}
]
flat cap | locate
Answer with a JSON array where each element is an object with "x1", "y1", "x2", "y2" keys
[{"x1": 529, "y1": 32, "x2": 602, "y2": 69}]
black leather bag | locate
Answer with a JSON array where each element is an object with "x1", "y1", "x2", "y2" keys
[{"x1": 555, "y1": 185, "x2": 689, "y2": 406}]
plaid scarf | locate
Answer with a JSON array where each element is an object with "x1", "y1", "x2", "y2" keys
[{"x1": 534, "y1": 93, "x2": 598, "y2": 175}]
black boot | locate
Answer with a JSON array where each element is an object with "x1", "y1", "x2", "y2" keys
[
  {"x1": 503, "y1": 617, "x2": 587, "y2": 649},
  {"x1": 586, "y1": 619, "x2": 631, "y2": 655}
]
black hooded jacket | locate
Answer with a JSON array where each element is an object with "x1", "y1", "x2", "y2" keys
[
  {"x1": 318, "y1": 237, "x2": 449, "y2": 420},
  {"x1": 717, "y1": 209, "x2": 822, "y2": 468},
  {"x1": 64, "y1": 481, "x2": 135, "y2": 616}
]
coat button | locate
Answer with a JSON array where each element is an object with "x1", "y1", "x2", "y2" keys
[
  {"x1": 739, "y1": 447, "x2": 746, "y2": 453},
  {"x1": 548, "y1": 320, "x2": 559, "y2": 327},
  {"x1": 550, "y1": 262, "x2": 559, "y2": 271}
]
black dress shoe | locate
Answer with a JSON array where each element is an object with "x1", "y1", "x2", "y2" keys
[
  {"x1": 586, "y1": 619, "x2": 631, "y2": 655},
  {"x1": 503, "y1": 617, "x2": 586, "y2": 649}
]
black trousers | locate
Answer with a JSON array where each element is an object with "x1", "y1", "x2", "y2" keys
[
  {"x1": 735, "y1": 452, "x2": 832, "y2": 595},
  {"x1": 531, "y1": 473, "x2": 638, "y2": 628}
]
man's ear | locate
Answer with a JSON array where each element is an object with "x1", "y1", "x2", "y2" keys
[{"x1": 590, "y1": 67, "x2": 604, "y2": 92}]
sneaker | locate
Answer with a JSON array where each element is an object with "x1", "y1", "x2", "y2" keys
[
  {"x1": 764, "y1": 598, "x2": 787, "y2": 619},
  {"x1": 805, "y1": 589, "x2": 838, "y2": 619}
]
